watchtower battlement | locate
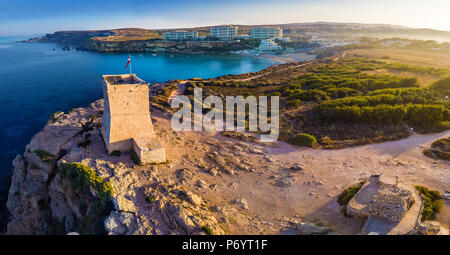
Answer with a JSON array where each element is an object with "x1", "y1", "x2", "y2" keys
[{"x1": 101, "y1": 74, "x2": 166, "y2": 164}]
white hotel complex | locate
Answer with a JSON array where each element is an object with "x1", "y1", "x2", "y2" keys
[
  {"x1": 163, "y1": 31, "x2": 198, "y2": 41},
  {"x1": 210, "y1": 26, "x2": 238, "y2": 40},
  {"x1": 251, "y1": 27, "x2": 283, "y2": 39},
  {"x1": 257, "y1": 39, "x2": 282, "y2": 51}
]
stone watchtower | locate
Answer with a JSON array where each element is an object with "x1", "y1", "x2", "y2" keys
[{"x1": 101, "y1": 74, "x2": 166, "y2": 164}]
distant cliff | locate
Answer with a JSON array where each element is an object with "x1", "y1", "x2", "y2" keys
[
  {"x1": 84, "y1": 39, "x2": 252, "y2": 53},
  {"x1": 24, "y1": 30, "x2": 253, "y2": 53},
  {"x1": 24, "y1": 30, "x2": 114, "y2": 47}
]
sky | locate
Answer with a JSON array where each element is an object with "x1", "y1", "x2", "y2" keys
[{"x1": 1, "y1": 0, "x2": 449, "y2": 36}]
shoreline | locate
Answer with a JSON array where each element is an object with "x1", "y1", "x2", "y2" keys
[
  {"x1": 234, "y1": 49, "x2": 318, "y2": 64},
  {"x1": 21, "y1": 39, "x2": 318, "y2": 64}
]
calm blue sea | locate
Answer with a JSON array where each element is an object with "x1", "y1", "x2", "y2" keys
[{"x1": 0, "y1": 36, "x2": 278, "y2": 192}]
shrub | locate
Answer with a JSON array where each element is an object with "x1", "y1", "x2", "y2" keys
[
  {"x1": 327, "y1": 87, "x2": 360, "y2": 99},
  {"x1": 88, "y1": 114, "x2": 97, "y2": 121},
  {"x1": 286, "y1": 99, "x2": 301, "y2": 108},
  {"x1": 431, "y1": 76, "x2": 450, "y2": 96},
  {"x1": 289, "y1": 133, "x2": 318, "y2": 147},
  {"x1": 415, "y1": 185, "x2": 443, "y2": 221},
  {"x1": 338, "y1": 181, "x2": 366, "y2": 206},
  {"x1": 272, "y1": 92, "x2": 281, "y2": 97},
  {"x1": 34, "y1": 149, "x2": 55, "y2": 163},
  {"x1": 58, "y1": 162, "x2": 114, "y2": 235},
  {"x1": 58, "y1": 162, "x2": 113, "y2": 197},
  {"x1": 242, "y1": 92, "x2": 252, "y2": 98},
  {"x1": 299, "y1": 89, "x2": 329, "y2": 103},
  {"x1": 47, "y1": 111, "x2": 63, "y2": 124},
  {"x1": 109, "y1": 150, "x2": 121, "y2": 157},
  {"x1": 384, "y1": 63, "x2": 449, "y2": 76},
  {"x1": 202, "y1": 225, "x2": 214, "y2": 235},
  {"x1": 145, "y1": 195, "x2": 155, "y2": 203},
  {"x1": 427, "y1": 137, "x2": 450, "y2": 160}
]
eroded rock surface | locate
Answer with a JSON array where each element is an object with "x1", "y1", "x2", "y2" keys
[{"x1": 6, "y1": 98, "x2": 449, "y2": 235}]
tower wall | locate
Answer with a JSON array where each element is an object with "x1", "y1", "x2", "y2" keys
[{"x1": 101, "y1": 75, "x2": 155, "y2": 154}]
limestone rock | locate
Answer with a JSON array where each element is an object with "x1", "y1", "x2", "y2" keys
[
  {"x1": 195, "y1": 180, "x2": 207, "y2": 188},
  {"x1": 296, "y1": 221, "x2": 330, "y2": 235},
  {"x1": 104, "y1": 211, "x2": 152, "y2": 235},
  {"x1": 411, "y1": 221, "x2": 449, "y2": 235},
  {"x1": 275, "y1": 174, "x2": 297, "y2": 188},
  {"x1": 289, "y1": 164, "x2": 305, "y2": 172},
  {"x1": 347, "y1": 175, "x2": 412, "y2": 222},
  {"x1": 232, "y1": 198, "x2": 249, "y2": 210},
  {"x1": 175, "y1": 168, "x2": 194, "y2": 184}
]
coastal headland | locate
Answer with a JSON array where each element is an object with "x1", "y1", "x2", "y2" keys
[{"x1": 4, "y1": 48, "x2": 450, "y2": 234}]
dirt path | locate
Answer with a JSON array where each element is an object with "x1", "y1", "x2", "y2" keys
[
  {"x1": 166, "y1": 60, "x2": 315, "y2": 104},
  {"x1": 167, "y1": 81, "x2": 187, "y2": 104},
  {"x1": 149, "y1": 110, "x2": 449, "y2": 234},
  {"x1": 228, "y1": 61, "x2": 314, "y2": 82}
]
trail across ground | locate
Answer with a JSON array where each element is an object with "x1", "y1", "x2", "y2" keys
[{"x1": 166, "y1": 59, "x2": 320, "y2": 104}]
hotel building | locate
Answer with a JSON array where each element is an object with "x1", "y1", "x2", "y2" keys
[
  {"x1": 251, "y1": 27, "x2": 283, "y2": 39},
  {"x1": 258, "y1": 39, "x2": 282, "y2": 51},
  {"x1": 210, "y1": 26, "x2": 238, "y2": 40},
  {"x1": 163, "y1": 31, "x2": 198, "y2": 41}
]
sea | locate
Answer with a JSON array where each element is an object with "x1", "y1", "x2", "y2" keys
[{"x1": 0, "y1": 36, "x2": 280, "y2": 201}]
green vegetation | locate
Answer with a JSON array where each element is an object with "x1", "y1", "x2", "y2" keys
[
  {"x1": 88, "y1": 114, "x2": 97, "y2": 121},
  {"x1": 157, "y1": 56, "x2": 450, "y2": 149},
  {"x1": 151, "y1": 83, "x2": 178, "y2": 108},
  {"x1": 47, "y1": 111, "x2": 63, "y2": 124},
  {"x1": 384, "y1": 62, "x2": 450, "y2": 76},
  {"x1": 423, "y1": 136, "x2": 450, "y2": 160},
  {"x1": 201, "y1": 225, "x2": 215, "y2": 235},
  {"x1": 109, "y1": 150, "x2": 122, "y2": 157},
  {"x1": 145, "y1": 195, "x2": 155, "y2": 203},
  {"x1": 34, "y1": 149, "x2": 55, "y2": 163},
  {"x1": 314, "y1": 80, "x2": 449, "y2": 131},
  {"x1": 286, "y1": 99, "x2": 301, "y2": 108},
  {"x1": 338, "y1": 181, "x2": 366, "y2": 206},
  {"x1": 415, "y1": 186, "x2": 443, "y2": 221},
  {"x1": 58, "y1": 162, "x2": 114, "y2": 235},
  {"x1": 130, "y1": 151, "x2": 142, "y2": 165},
  {"x1": 432, "y1": 76, "x2": 450, "y2": 97},
  {"x1": 314, "y1": 37, "x2": 450, "y2": 58},
  {"x1": 289, "y1": 133, "x2": 317, "y2": 147}
]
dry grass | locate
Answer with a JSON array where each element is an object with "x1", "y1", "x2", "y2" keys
[
  {"x1": 93, "y1": 28, "x2": 162, "y2": 41},
  {"x1": 363, "y1": 69, "x2": 441, "y2": 87},
  {"x1": 347, "y1": 48, "x2": 450, "y2": 69}
]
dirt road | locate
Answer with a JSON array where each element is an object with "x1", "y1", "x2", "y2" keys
[{"x1": 150, "y1": 111, "x2": 449, "y2": 234}]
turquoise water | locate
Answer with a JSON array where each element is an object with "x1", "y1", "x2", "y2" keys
[{"x1": 0, "y1": 36, "x2": 278, "y2": 191}]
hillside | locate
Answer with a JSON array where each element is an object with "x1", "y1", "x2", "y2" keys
[
  {"x1": 23, "y1": 22, "x2": 450, "y2": 50},
  {"x1": 155, "y1": 54, "x2": 450, "y2": 149}
]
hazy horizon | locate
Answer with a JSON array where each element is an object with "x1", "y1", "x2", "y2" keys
[{"x1": 1, "y1": 0, "x2": 450, "y2": 36}]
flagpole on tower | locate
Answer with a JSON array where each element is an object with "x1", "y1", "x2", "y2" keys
[{"x1": 129, "y1": 53, "x2": 132, "y2": 78}]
